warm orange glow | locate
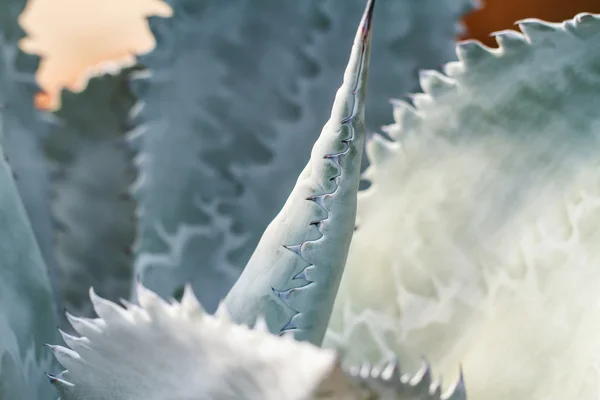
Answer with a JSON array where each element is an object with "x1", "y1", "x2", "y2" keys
[
  {"x1": 19, "y1": 0, "x2": 599, "y2": 110},
  {"x1": 34, "y1": 91, "x2": 53, "y2": 110},
  {"x1": 462, "y1": 0, "x2": 600, "y2": 47},
  {"x1": 18, "y1": 0, "x2": 173, "y2": 110}
]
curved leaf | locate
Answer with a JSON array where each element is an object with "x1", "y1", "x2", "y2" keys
[
  {"x1": 326, "y1": 13, "x2": 600, "y2": 400},
  {"x1": 49, "y1": 284, "x2": 467, "y2": 400},
  {"x1": 130, "y1": 0, "x2": 475, "y2": 311},
  {"x1": 49, "y1": 284, "x2": 338, "y2": 400},
  {"x1": 44, "y1": 73, "x2": 137, "y2": 318},
  {"x1": 0, "y1": 0, "x2": 60, "y2": 312},
  {"x1": 0, "y1": 108, "x2": 59, "y2": 399},
  {"x1": 222, "y1": 0, "x2": 374, "y2": 345}
]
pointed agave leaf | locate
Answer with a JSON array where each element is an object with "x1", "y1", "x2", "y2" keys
[
  {"x1": 43, "y1": 73, "x2": 137, "y2": 319},
  {"x1": 0, "y1": 0, "x2": 61, "y2": 312},
  {"x1": 223, "y1": 0, "x2": 375, "y2": 346},
  {"x1": 326, "y1": 13, "x2": 600, "y2": 400},
  {"x1": 50, "y1": 285, "x2": 464, "y2": 400},
  {"x1": 49, "y1": 284, "x2": 340, "y2": 400},
  {"x1": 130, "y1": 0, "x2": 475, "y2": 312},
  {"x1": 0, "y1": 102, "x2": 59, "y2": 399},
  {"x1": 50, "y1": 286, "x2": 470, "y2": 400}
]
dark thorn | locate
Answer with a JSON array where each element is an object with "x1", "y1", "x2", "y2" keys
[
  {"x1": 45, "y1": 372, "x2": 58, "y2": 384},
  {"x1": 361, "y1": 0, "x2": 376, "y2": 42}
]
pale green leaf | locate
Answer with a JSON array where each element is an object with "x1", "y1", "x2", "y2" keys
[
  {"x1": 223, "y1": 0, "x2": 374, "y2": 346},
  {"x1": 326, "y1": 13, "x2": 600, "y2": 400},
  {"x1": 49, "y1": 284, "x2": 338, "y2": 400},
  {"x1": 131, "y1": 0, "x2": 474, "y2": 311},
  {"x1": 49, "y1": 284, "x2": 467, "y2": 400}
]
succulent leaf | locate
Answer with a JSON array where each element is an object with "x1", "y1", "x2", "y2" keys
[
  {"x1": 347, "y1": 360, "x2": 466, "y2": 400},
  {"x1": 130, "y1": 0, "x2": 475, "y2": 311},
  {"x1": 43, "y1": 73, "x2": 137, "y2": 319},
  {"x1": 0, "y1": 100, "x2": 59, "y2": 399},
  {"x1": 222, "y1": 0, "x2": 374, "y2": 346},
  {"x1": 326, "y1": 13, "x2": 600, "y2": 400},
  {"x1": 49, "y1": 284, "x2": 339, "y2": 400},
  {"x1": 49, "y1": 284, "x2": 465, "y2": 400},
  {"x1": 0, "y1": 0, "x2": 60, "y2": 312}
]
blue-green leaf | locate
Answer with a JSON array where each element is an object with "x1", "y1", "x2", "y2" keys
[
  {"x1": 44, "y1": 73, "x2": 137, "y2": 318},
  {"x1": 223, "y1": 0, "x2": 374, "y2": 346},
  {"x1": 0, "y1": 98, "x2": 59, "y2": 400},
  {"x1": 0, "y1": 0, "x2": 60, "y2": 314},
  {"x1": 131, "y1": 0, "x2": 475, "y2": 313}
]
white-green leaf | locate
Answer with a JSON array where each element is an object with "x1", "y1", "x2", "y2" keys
[
  {"x1": 49, "y1": 284, "x2": 467, "y2": 400},
  {"x1": 223, "y1": 0, "x2": 374, "y2": 346},
  {"x1": 131, "y1": 0, "x2": 474, "y2": 311},
  {"x1": 49, "y1": 284, "x2": 338, "y2": 400},
  {"x1": 326, "y1": 13, "x2": 600, "y2": 400}
]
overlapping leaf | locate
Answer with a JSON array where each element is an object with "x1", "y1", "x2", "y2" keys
[
  {"x1": 44, "y1": 73, "x2": 137, "y2": 318},
  {"x1": 49, "y1": 284, "x2": 467, "y2": 400},
  {"x1": 130, "y1": 0, "x2": 475, "y2": 311},
  {"x1": 49, "y1": 284, "x2": 339, "y2": 400},
  {"x1": 0, "y1": 101, "x2": 59, "y2": 400},
  {"x1": 0, "y1": 0, "x2": 60, "y2": 310},
  {"x1": 326, "y1": 13, "x2": 600, "y2": 400}
]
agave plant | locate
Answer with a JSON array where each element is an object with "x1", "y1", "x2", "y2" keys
[
  {"x1": 2, "y1": 1, "x2": 466, "y2": 398},
  {"x1": 46, "y1": 284, "x2": 467, "y2": 400},
  {"x1": 326, "y1": 10, "x2": 600, "y2": 400},
  {"x1": 0, "y1": 0, "x2": 60, "y2": 398},
  {"x1": 4, "y1": 0, "x2": 476, "y2": 325},
  {"x1": 3, "y1": 0, "x2": 600, "y2": 397},
  {"x1": 0, "y1": 120, "x2": 58, "y2": 400},
  {"x1": 102, "y1": 0, "x2": 476, "y2": 316}
]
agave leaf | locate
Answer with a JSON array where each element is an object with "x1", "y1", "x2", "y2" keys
[
  {"x1": 49, "y1": 284, "x2": 338, "y2": 400},
  {"x1": 43, "y1": 73, "x2": 137, "y2": 319},
  {"x1": 49, "y1": 284, "x2": 465, "y2": 400},
  {"x1": 222, "y1": 0, "x2": 374, "y2": 346},
  {"x1": 326, "y1": 13, "x2": 600, "y2": 400},
  {"x1": 0, "y1": 105, "x2": 59, "y2": 398},
  {"x1": 346, "y1": 360, "x2": 466, "y2": 400},
  {"x1": 0, "y1": 0, "x2": 60, "y2": 311},
  {"x1": 131, "y1": 0, "x2": 475, "y2": 311}
]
